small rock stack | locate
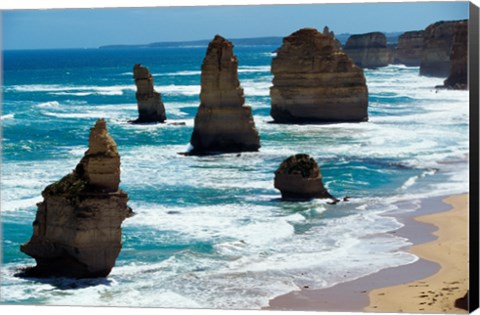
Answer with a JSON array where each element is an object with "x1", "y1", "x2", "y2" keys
[
  {"x1": 189, "y1": 35, "x2": 260, "y2": 154},
  {"x1": 270, "y1": 28, "x2": 368, "y2": 123},
  {"x1": 20, "y1": 119, "x2": 132, "y2": 278},
  {"x1": 132, "y1": 64, "x2": 166, "y2": 123},
  {"x1": 274, "y1": 154, "x2": 333, "y2": 201}
]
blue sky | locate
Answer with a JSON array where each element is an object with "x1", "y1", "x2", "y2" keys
[{"x1": 2, "y1": 1, "x2": 470, "y2": 50}]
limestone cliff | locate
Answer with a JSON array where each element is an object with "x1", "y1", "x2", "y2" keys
[
  {"x1": 274, "y1": 154, "x2": 333, "y2": 200},
  {"x1": 189, "y1": 35, "x2": 260, "y2": 154},
  {"x1": 132, "y1": 64, "x2": 166, "y2": 123},
  {"x1": 20, "y1": 119, "x2": 132, "y2": 278},
  {"x1": 443, "y1": 21, "x2": 468, "y2": 89},
  {"x1": 270, "y1": 28, "x2": 368, "y2": 123},
  {"x1": 395, "y1": 30, "x2": 424, "y2": 66},
  {"x1": 420, "y1": 20, "x2": 466, "y2": 77},
  {"x1": 343, "y1": 32, "x2": 390, "y2": 68}
]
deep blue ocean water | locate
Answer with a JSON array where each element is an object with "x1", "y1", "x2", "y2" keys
[{"x1": 1, "y1": 46, "x2": 469, "y2": 308}]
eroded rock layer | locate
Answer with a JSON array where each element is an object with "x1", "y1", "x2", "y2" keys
[
  {"x1": 343, "y1": 32, "x2": 390, "y2": 68},
  {"x1": 395, "y1": 30, "x2": 424, "y2": 66},
  {"x1": 190, "y1": 35, "x2": 260, "y2": 154},
  {"x1": 270, "y1": 28, "x2": 368, "y2": 123},
  {"x1": 132, "y1": 64, "x2": 166, "y2": 123},
  {"x1": 443, "y1": 21, "x2": 468, "y2": 89},
  {"x1": 420, "y1": 20, "x2": 466, "y2": 77},
  {"x1": 20, "y1": 119, "x2": 132, "y2": 278},
  {"x1": 274, "y1": 154, "x2": 333, "y2": 200}
]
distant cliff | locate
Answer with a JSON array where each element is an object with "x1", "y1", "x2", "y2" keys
[
  {"x1": 343, "y1": 32, "x2": 390, "y2": 68},
  {"x1": 420, "y1": 20, "x2": 466, "y2": 77},
  {"x1": 443, "y1": 20, "x2": 468, "y2": 89},
  {"x1": 395, "y1": 30, "x2": 424, "y2": 66}
]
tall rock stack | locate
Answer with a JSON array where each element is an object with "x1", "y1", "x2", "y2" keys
[
  {"x1": 443, "y1": 21, "x2": 468, "y2": 89},
  {"x1": 395, "y1": 30, "x2": 424, "y2": 66},
  {"x1": 132, "y1": 64, "x2": 166, "y2": 123},
  {"x1": 20, "y1": 119, "x2": 132, "y2": 278},
  {"x1": 189, "y1": 35, "x2": 260, "y2": 154},
  {"x1": 270, "y1": 28, "x2": 368, "y2": 123},
  {"x1": 419, "y1": 20, "x2": 465, "y2": 77},
  {"x1": 343, "y1": 32, "x2": 390, "y2": 68}
]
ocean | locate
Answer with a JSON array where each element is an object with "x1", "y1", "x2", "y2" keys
[{"x1": 0, "y1": 46, "x2": 469, "y2": 309}]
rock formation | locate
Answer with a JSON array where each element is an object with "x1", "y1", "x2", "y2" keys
[
  {"x1": 270, "y1": 28, "x2": 368, "y2": 123},
  {"x1": 189, "y1": 35, "x2": 260, "y2": 154},
  {"x1": 20, "y1": 119, "x2": 132, "y2": 278},
  {"x1": 420, "y1": 20, "x2": 466, "y2": 77},
  {"x1": 132, "y1": 64, "x2": 166, "y2": 123},
  {"x1": 343, "y1": 32, "x2": 390, "y2": 68},
  {"x1": 394, "y1": 30, "x2": 424, "y2": 66},
  {"x1": 443, "y1": 21, "x2": 468, "y2": 89},
  {"x1": 274, "y1": 154, "x2": 334, "y2": 200}
]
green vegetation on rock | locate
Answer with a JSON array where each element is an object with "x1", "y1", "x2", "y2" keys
[
  {"x1": 42, "y1": 172, "x2": 87, "y2": 200},
  {"x1": 276, "y1": 154, "x2": 320, "y2": 178}
]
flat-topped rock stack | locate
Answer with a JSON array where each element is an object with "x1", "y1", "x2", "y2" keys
[
  {"x1": 395, "y1": 30, "x2": 424, "y2": 66},
  {"x1": 132, "y1": 64, "x2": 166, "y2": 123},
  {"x1": 20, "y1": 119, "x2": 132, "y2": 278},
  {"x1": 270, "y1": 28, "x2": 368, "y2": 123},
  {"x1": 274, "y1": 154, "x2": 334, "y2": 201},
  {"x1": 189, "y1": 35, "x2": 260, "y2": 154},
  {"x1": 419, "y1": 20, "x2": 466, "y2": 77},
  {"x1": 443, "y1": 20, "x2": 468, "y2": 89},
  {"x1": 343, "y1": 32, "x2": 390, "y2": 69}
]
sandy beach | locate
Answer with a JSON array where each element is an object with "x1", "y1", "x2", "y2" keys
[
  {"x1": 267, "y1": 193, "x2": 469, "y2": 313},
  {"x1": 365, "y1": 193, "x2": 469, "y2": 313}
]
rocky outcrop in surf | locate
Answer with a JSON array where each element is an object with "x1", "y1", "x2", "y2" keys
[
  {"x1": 20, "y1": 119, "x2": 132, "y2": 278},
  {"x1": 443, "y1": 21, "x2": 468, "y2": 89},
  {"x1": 394, "y1": 30, "x2": 424, "y2": 66},
  {"x1": 189, "y1": 35, "x2": 260, "y2": 154},
  {"x1": 132, "y1": 64, "x2": 166, "y2": 123},
  {"x1": 274, "y1": 154, "x2": 334, "y2": 201},
  {"x1": 420, "y1": 20, "x2": 466, "y2": 77},
  {"x1": 343, "y1": 32, "x2": 390, "y2": 68},
  {"x1": 270, "y1": 28, "x2": 368, "y2": 123}
]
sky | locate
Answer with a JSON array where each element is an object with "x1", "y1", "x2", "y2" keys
[{"x1": 1, "y1": 1, "x2": 470, "y2": 50}]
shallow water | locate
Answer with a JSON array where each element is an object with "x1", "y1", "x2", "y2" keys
[{"x1": 0, "y1": 47, "x2": 469, "y2": 309}]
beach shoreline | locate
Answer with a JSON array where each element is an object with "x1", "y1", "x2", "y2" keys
[{"x1": 265, "y1": 193, "x2": 469, "y2": 313}]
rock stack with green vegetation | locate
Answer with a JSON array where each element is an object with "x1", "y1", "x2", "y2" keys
[{"x1": 20, "y1": 119, "x2": 132, "y2": 278}]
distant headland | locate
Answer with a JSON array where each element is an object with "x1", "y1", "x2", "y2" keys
[{"x1": 98, "y1": 32, "x2": 402, "y2": 49}]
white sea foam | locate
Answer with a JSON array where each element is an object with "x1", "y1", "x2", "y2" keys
[
  {"x1": 7, "y1": 84, "x2": 136, "y2": 96},
  {"x1": 158, "y1": 84, "x2": 200, "y2": 96},
  {"x1": 155, "y1": 70, "x2": 201, "y2": 76},
  {"x1": 242, "y1": 79, "x2": 271, "y2": 96},
  {"x1": 0, "y1": 113, "x2": 15, "y2": 120},
  {"x1": 238, "y1": 65, "x2": 271, "y2": 73},
  {"x1": 36, "y1": 101, "x2": 61, "y2": 108}
]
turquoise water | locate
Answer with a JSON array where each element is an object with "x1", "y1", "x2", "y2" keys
[{"x1": 1, "y1": 46, "x2": 469, "y2": 308}]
